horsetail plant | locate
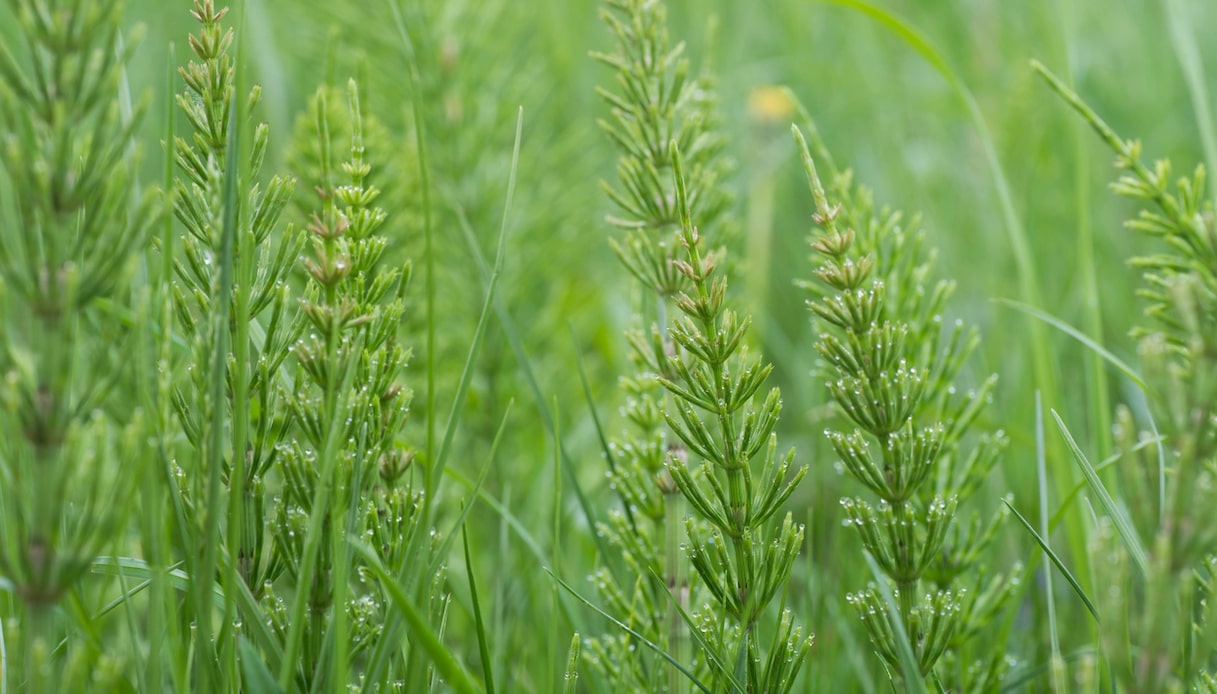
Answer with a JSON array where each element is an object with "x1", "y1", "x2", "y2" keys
[
  {"x1": 273, "y1": 77, "x2": 418, "y2": 688},
  {"x1": 167, "y1": 1, "x2": 305, "y2": 687},
  {"x1": 661, "y1": 141, "x2": 811, "y2": 693},
  {"x1": 1035, "y1": 61, "x2": 1217, "y2": 692},
  {"x1": 586, "y1": 2, "x2": 810, "y2": 691},
  {"x1": 585, "y1": 0, "x2": 733, "y2": 688},
  {"x1": 0, "y1": 0, "x2": 156, "y2": 688},
  {"x1": 794, "y1": 125, "x2": 1021, "y2": 690}
]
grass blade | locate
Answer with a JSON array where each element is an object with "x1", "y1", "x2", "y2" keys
[
  {"x1": 452, "y1": 206, "x2": 613, "y2": 567},
  {"x1": 548, "y1": 570, "x2": 712, "y2": 694},
  {"x1": 995, "y1": 298, "x2": 1147, "y2": 392},
  {"x1": 563, "y1": 633, "x2": 581, "y2": 694},
  {"x1": 647, "y1": 569, "x2": 746, "y2": 693},
  {"x1": 352, "y1": 541, "x2": 484, "y2": 694},
  {"x1": 808, "y1": 0, "x2": 1054, "y2": 408},
  {"x1": 1002, "y1": 498, "x2": 1098, "y2": 621},
  {"x1": 428, "y1": 401, "x2": 514, "y2": 577},
  {"x1": 428, "y1": 105, "x2": 522, "y2": 510},
  {"x1": 237, "y1": 635, "x2": 283, "y2": 694},
  {"x1": 1051, "y1": 410, "x2": 1148, "y2": 576},
  {"x1": 861, "y1": 552, "x2": 928, "y2": 694},
  {"x1": 1163, "y1": 0, "x2": 1217, "y2": 204},
  {"x1": 462, "y1": 522, "x2": 496, "y2": 694}
]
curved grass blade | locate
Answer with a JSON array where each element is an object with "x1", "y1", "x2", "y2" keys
[
  {"x1": 442, "y1": 464, "x2": 581, "y2": 633},
  {"x1": 429, "y1": 106, "x2": 523, "y2": 508},
  {"x1": 452, "y1": 205, "x2": 612, "y2": 567},
  {"x1": 563, "y1": 633, "x2": 581, "y2": 694},
  {"x1": 646, "y1": 568, "x2": 745, "y2": 693},
  {"x1": 808, "y1": 0, "x2": 1052, "y2": 403},
  {"x1": 548, "y1": 570, "x2": 712, "y2": 694},
  {"x1": 1163, "y1": 0, "x2": 1217, "y2": 204},
  {"x1": 569, "y1": 321, "x2": 636, "y2": 541},
  {"x1": 429, "y1": 401, "x2": 514, "y2": 577},
  {"x1": 994, "y1": 298, "x2": 1147, "y2": 392},
  {"x1": 569, "y1": 322, "x2": 619, "y2": 477},
  {"x1": 352, "y1": 541, "x2": 484, "y2": 694},
  {"x1": 238, "y1": 634, "x2": 284, "y2": 694},
  {"x1": 91, "y1": 556, "x2": 284, "y2": 674},
  {"x1": 1049, "y1": 437, "x2": 1160, "y2": 533},
  {"x1": 1000, "y1": 647, "x2": 1098, "y2": 692}
]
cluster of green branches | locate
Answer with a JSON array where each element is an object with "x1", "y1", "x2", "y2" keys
[
  {"x1": 794, "y1": 123, "x2": 1021, "y2": 690},
  {"x1": 0, "y1": 0, "x2": 155, "y2": 688},
  {"x1": 583, "y1": 1, "x2": 809, "y2": 692},
  {"x1": 0, "y1": 0, "x2": 444, "y2": 689}
]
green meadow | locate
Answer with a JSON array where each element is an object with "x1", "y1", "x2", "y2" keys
[{"x1": 1, "y1": 0, "x2": 1215, "y2": 691}]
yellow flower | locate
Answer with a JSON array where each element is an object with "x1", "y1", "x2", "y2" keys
[{"x1": 747, "y1": 85, "x2": 795, "y2": 124}]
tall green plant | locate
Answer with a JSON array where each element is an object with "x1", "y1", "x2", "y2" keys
[
  {"x1": 586, "y1": 2, "x2": 810, "y2": 691},
  {"x1": 0, "y1": 0, "x2": 156, "y2": 688},
  {"x1": 794, "y1": 125, "x2": 1020, "y2": 690},
  {"x1": 584, "y1": 1, "x2": 732, "y2": 688},
  {"x1": 272, "y1": 77, "x2": 419, "y2": 688},
  {"x1": 1036, "y1": 61, "x2": 1217, "y2": 693},
  {"x1": 167, "y1": 1, "x2": 301, "y2": 686}
]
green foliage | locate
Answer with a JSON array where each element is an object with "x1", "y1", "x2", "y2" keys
[
  {"x1": 795, "y1": 124, "x2": 1019, "y2": 690},
  {"x1": 3, "y1": 0, "x2": 1217, "y2": 691},
  {"x1": 584, "y1": 2, "x2": 809, "y2": 692},
  {"x1": 0, "y1": 0, "x2": 155, "y2": 687},
  {"x1": 1037, "y1": 61, "x2": 1217, "y2": 693}
]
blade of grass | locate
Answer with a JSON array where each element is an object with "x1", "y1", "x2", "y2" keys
[
  {"x1": 368, "y1": 104, "x2": 524, "y2": 690},
  {"x1": 452, "y1": 206, "x2": 613, "y2": 569},
  {"x1": 808, "y1": 0, "x2": 1085, "y2": 599},
  {"x1": 550, "y1": 398, "x2": 561, "y2": 694},
  {"x1": 428, "y1": 106, "x2": 521, "y2": 512},
  {"x1": 1163, "y1": 0, "x2": 1217, "y2": 204},
  {"x1": 277, "y1": 333, "x2": 363, "y2": 688},
  {"x1": 1000, "y1": 647, "x2": 1098, "y2": 692},
  {"x1": 647, "y1": 568, "x2": 746, "y2": 693},
  {"x1": 1052, "y1": 410, "x2": 1148, "y2": 576},
  {"x1": 1046, "y1": 0, "x2": 1113, "y2": 462},
  {"x1": 91, "y1": 556, "x2": 284, "y2": 673},
  {"x1": 385, "y1": 0, "x2": 435, "y2": 472},
  {"x1": 195, "y1": 47, "x2": 243, "y2": 689},
  {"x1": 428, "y1": 401, "x2": 514, "y2": 577},
  {"x1": 562, "y1": 633, "x2": 580, "y2": 694},
  {"x1": 994, "y1": 298, "x2": 1147, "y2": 392},
  {"x1": 1002, "y1": 499, "x2": 1098, "y2": 621},
  {"x1": 861, "y1": 551, "x2": 928, "y2": 694},
  {"x1": 569, "y1": 322, "x2": 619, "y2": 477},
  {"x1": 462, "y1": 521, "x2": 496, "y2": 694},
  {"x1": 808, "y1": 0, "x2": 1055, "y2": 408},
  {"x1": 1033, "y1": 393, "x2": 1067, "y2": 676},
  {"x1": 238, "y1": 635, "x2": 284, "y2": 694},
  {"x1": 548, "y1": 571, "x2": 712, "y2": 694},
  {"x1": 352, "y1": 541, "x2": 484, "y2": 694},
  {"x1": 1048, "y1": 436, "x2": 1161, "y2": 533},
  {"x1": 444, "y1": 466, "x2": 549, "y2": 570}
]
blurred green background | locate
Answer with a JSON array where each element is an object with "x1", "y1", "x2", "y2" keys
[{"x1": 15, "y1": 0, "x2": 1212, "y2": 688}]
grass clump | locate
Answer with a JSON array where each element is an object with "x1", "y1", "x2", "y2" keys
[{"x1": 1036, "y1": 60, "x2": 1217, "y2": 693}]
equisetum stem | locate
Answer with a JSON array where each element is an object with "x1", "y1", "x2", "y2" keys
[{"x1": 665, "y1": 490, "x2": 689, "y2": 694}]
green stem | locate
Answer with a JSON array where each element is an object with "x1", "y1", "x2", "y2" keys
[
  {"x1": 665, "y1": 491, "x2": 689, "y2": 694},
  {"x1": 25, "y1": 603, "x2": 54, "y2": 694}
]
